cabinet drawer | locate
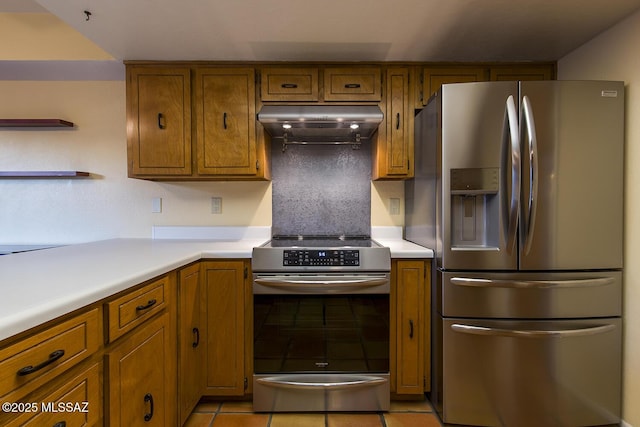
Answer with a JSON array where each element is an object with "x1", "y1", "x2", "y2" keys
[
  {"x1": 0, "y1": 362, "x2": 102, "y2": 427},
  {"x1": 0, "y1": 308, "x2": 101, "y2": 403},
  {"x1": 261, "y1": 67, "x2": 319, "y2": 101},
  {"x1": 324, "y1": 67, "x2": 381, "y2": 101},
  {"x1": 106, "y1": 275, "x2": 168, "y2": 342}
]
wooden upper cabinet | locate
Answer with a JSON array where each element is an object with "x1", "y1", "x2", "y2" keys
[
  {"x1": 489, "y1": 64, "x2": 555, "y2": 81},
  {"x1": 127, "y1": 67, "x2": 192, "y2": 176},
  {"x1": 420, "y1": 66, "x2": 488, "y2": 106},
  {"x1": 324, "y1": 67, "x2": 382, "y2": 101},
  {"x1": 373, "y1": 67, "x2": 413, "y2": 180},
  {"x1": 261, "y1": 67, "x2": 319, "y2": 101},
  {"x1": 195, "y1": 68, "x2": 258, "y2": 176}
]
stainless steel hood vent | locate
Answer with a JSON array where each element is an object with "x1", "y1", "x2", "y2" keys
[{"x1": 257, "y1": 105, "x2": 383, "y2": 151}]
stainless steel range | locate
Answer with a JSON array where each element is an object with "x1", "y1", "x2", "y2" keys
[{"x1": 252, "y1": 235, "x2": 391, "y2": 412}]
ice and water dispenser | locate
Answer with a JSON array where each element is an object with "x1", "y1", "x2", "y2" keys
[{"x1": 450, "y1": 168, "x2": 500, "y2": 250}]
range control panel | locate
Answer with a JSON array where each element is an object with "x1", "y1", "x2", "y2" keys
[{"x1": 283, "y1": 249, "x2": 360, "y2": 267}]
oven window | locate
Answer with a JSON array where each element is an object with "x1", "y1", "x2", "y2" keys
[{"x1": 254, "y1": 295, "x2": 389, "y2": 374}]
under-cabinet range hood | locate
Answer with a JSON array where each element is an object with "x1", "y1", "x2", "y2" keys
[{"x1": 257, "y1": 105, "x2": 383, "y2": 149}]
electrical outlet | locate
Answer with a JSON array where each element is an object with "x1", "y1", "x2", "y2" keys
[
  {"x1": 211, "y1": 197, "x2": 222, "y2": 214},
  {"x1": 389, "y1": 198, "x2": 400, "y2": 215}
]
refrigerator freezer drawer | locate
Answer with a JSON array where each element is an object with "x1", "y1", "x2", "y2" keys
[
  {"x1": 440, "y1": 270, "x2": 622, "y2": 318},
  {"x1": 442, "y1": 317, "x2": 621, "y2": 427}
]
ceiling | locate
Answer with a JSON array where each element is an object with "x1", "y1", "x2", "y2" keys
[{"x1": 6, "y1": 0, "x2": 640, "y2": 62}]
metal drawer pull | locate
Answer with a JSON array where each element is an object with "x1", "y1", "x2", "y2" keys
[
  {"x1": 450, "y1": 276, "x2": 615, "y2": 289},
  {"x1": 409, "y1": 320, "x2": 414, "y2": 339},
  {"x1": 157, "y1": 113, "x2": 165, "y2": 129},
  {"x1": 223, "y1": 112, "x2": 228, "y2": 129},
  {"x1": 17, "y1": 349, "x2": 65, "y2": 376},
  {"x1": 53, "y1": 422, "x2": 66, "y2": 427},
  {"x1": 135, "y1": 299, "x2": 157, "y2": 311},
  {"x1": 344, "y1": 83, "x2": 361, "y2": 89},
  {"x1": 144, "y1": 393, "x2": 154, "y2": 421},
  {"x1": 257, "y1": 375, "x2": 386, "y2": 391},
  {"x1": 254, "y1": 277, "x2": 388, "y2": 293},
  {"x1": 451, "y1": 323, "x2": 615, "y2": 338},
  {"x1": 192, "y1": 327, "x2": 200, "y2": 348},
  {"x1": 281, "y1": 83, "x2": 298, "y2": 88}
]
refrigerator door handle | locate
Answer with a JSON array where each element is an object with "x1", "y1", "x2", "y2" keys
[
  {"x1": 500, "y1": 95, "x2": 521, "y2": 254},
  {"x1": 451, "y1": 323, "x2": 615, "y2": 338},
  {"x1": 450, "y1": 276, "x2": 616, "y2": 289},
  {"x1": 521, "y1": 95, "x2": 539, "y2": 255}
]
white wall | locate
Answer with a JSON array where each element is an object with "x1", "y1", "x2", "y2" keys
[
  {"x1": 559, "y1": 8, "x2": 640, "y2": 426},
  {"x1": 0, "y1": 12, "x2": 401, "y2": 244}
]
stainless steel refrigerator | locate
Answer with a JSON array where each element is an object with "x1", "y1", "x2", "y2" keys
[{"x1": 405, "y1": 80, "x2": 624, "y2": 427}]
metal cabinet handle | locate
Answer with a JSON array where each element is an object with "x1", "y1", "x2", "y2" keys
[
  {"x1": 192, "y1": 327, "x2": 200, "y2": 348},
  {"x1": 135, "y1": 299, "x2": 157, "y2": 311},
  {"x1": 223, "y1": 112, "x2": 228, "y2": 129},
  {"x1": 409, "y1": 320, "x2": 414, "y2": 339},
  {"x1": 53, "y1": 422, "x2": 67, "y2": 427},
  {"x1": 157, "y1": 113, "x2": 165, "y2": 129},
  {"x1": 144, "y1": 393, "x2": 154, "y2": 421},
  {"x1": 344, "y1": 83, "x2": 361, "y2": 89},
  {"x1": 521, "y1": 95, "x2": 539, "y2": 255},
  {"x1": 500, "y1": 95, "x2": 520, "y2": 255},
  {"x1": 451, "y1": 323, "x2": 616, "y2": 338},
  {"x1": 396, "y1": 113, "x2": 400, "y2": 130},
  {"x1": 17, "y1": 349, "x2": 65, "y2": 376},
  {"x1": 451, "y1": 276, "x2": 615, "y2": 289},
  {"x1": 281, "y1": 83, "x2": 298, "y2": 88},
  {"x1": 257, "y1": 375, "x2": 387, "y2": 390}
]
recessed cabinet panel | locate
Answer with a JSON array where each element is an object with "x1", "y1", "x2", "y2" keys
[
  {"x1": 421, "y1": 67, "x2": 487, "y2": 105},
  {"x1": 324, "y1": 67, "x2": 382, "y2": 101},
  {"x1": 195, "y1": 68, "x2": 257, "y2": 176},
  {"x1": 261, "y1": 68, "x2": 319, "y2": 101},
  {"x1": 107, "y1": 313, "x2": 172, "y2": 426},
  {"x1": 128, "y1": 67, "x2": 192, "y2": 176}
]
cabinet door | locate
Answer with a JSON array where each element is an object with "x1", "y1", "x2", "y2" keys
[
  {"x1": 374, "y1": 67, "x2": 413, "y2": 179},
  {"x1": 421, "y1": 66, "x2": 487, "y2": 105},
  {"x1": 107, "y1": 313, "x2": 175, "y2": 426},
  {"x1": 178, "y1": 264, "x2": 204, "y2": 425},
  {"x1": 261, "y1": 67, "x2": 319, "y2": 101},
  {"x1": 195, "y1": 68, "x2": 257, "y2": 176},
  {"x1": 127, "y1": 67, "x2": 192, "y2": 176},
  {"x1": 202, "y1": 261, "x2": 246, "y2": 396},
  {"x1": 1, "y1": 362, "x2": 102, "y2": 427},
  {"x1": 324, "y1": 67, "x2": 382, "y2": 101},
  {"x1": 393, "y1": 260, "x2": 428, "y2": 395},
  {"x1": 489, "y1": 64, "x2": 555, "y2": 81}
]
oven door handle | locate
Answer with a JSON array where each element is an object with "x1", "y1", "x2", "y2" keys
[
  {"x1": 254, "y1": 277, "x2": 388, "y2": 293},
  {"x1": 256, "y1": 375, "x2": 387, "y2": 391}
]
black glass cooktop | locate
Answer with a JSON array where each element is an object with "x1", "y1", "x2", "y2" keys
[{"x1": 268, "y1": 235, "x2": 380, "y2": 248}]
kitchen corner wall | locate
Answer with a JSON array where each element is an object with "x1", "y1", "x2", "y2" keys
[
  {"x1": 558, "y1": 8, "x2": 640, "y2": 427},
  {"x1": 0, "y1": 76, "x2": 402, "y2": 244}
]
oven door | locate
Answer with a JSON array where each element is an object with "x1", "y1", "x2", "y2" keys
[{"x1": 252, "y1": 273, "x2": 390, "y2": 411}]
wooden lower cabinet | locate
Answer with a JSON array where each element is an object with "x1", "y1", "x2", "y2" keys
[
  {"x1": 106, "y1": 312, "x2": 176, "y2": 426},
  {"x1": 391, "y1": 259, "x2": 431, "y2": 396},
  {"x1": 0, "y1": 361, "x2": 102, "y2": 427},
  {"x1": 177, "y1": 263, "x2": 205, "y2": 425},
  {"x1": 201, "y1": 260, "x2": 250, "y2": 396}
]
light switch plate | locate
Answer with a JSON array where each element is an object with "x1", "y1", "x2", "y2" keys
[{"x1": 151, "y1": 197, "x2": 162, "y2": 213}]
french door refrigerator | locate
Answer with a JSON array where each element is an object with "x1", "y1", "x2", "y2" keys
[{"x1": 405, "y1": 80, "x2": 624, "y2": 427}]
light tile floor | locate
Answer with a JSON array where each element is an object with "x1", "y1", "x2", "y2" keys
[{"x1": 184, "y1": 399, "x2": 444, "y2": 427}]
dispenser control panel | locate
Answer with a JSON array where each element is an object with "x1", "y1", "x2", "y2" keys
[{"x1": 450, "y1": 167, "x2": 499, "y2": 194}]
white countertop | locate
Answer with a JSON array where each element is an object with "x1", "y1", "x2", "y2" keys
[{"x1": 0, "y1": 230, "x2": 433, "y2": 343}]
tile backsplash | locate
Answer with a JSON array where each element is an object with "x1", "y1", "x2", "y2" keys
[{"x1": 271, "y1": 143, "x2": 371, "y2": 236}]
